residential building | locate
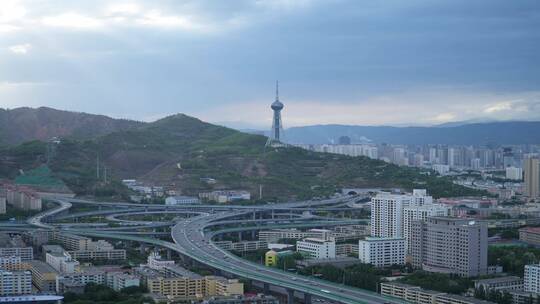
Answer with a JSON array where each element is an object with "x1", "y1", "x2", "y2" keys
[
  {"x1": 0, "y1": 256, "x2": 28, "y2": 271},
  {"x1": 56, "y1": 270, "x2": 106, "y2": 294},
  {"x1": 380, "y1": 282, "x2": 445, "y2": 304},
  {"x1": 0, "y1": 248, "x2": 33, "y2": 261},
  {"x1": 147, "y1": 252, "x2": 174, "y2": 271},
  {"x1": 525, "y1": 264, "x2": 540, "y2": 293},
  {"x1": 204, "y1": 276, "x2": 243, "y2": 298},
  {"x1": 146, "y1": 268, "x2": 205, "y2": 299},
  {"x1": 165, "y1": 196, "x2": 200, "y2": 205},
  {"x1": 199, "y1": 191, "x2": 251, "y2": 203},
  {"x1": 0, "y1": 197, "x2": 5, "y2": 214},
  {"x1": 106, "y1": 272, "x2": 140, "y2": 291},
  {"x1": 0, "y1": 270, "x2": 32, "y2": 296},
  {"x1": 335, "y1": 243, "x2": 359, "y2": 257},
  {"x1": 380, "y1": 282, "x2": 496, "y2": 304},
  {"x1": 46, "y1": 250, "x2": 80, "y2": 274},
  {"x1": 28, "y1": 260, "x2": 58, "y2": 293},
  {"x1": 214, "y1": 241, "x2": 268, "y2": 253},
  {"x1": 519, "y1": 227, "x2": 540, "y2": 246},
  {"x1": 370, "y1": 189, "x2": 433, "y2": 238},
  {"x1": 358, "y1": 237, "x2": 405, "y2": 267},
  {"x1": 410, "y1": 217, "x2": 488, "y2": 277},
  {"x1": 5, "y1": 186, "x2": 42, "y2": 211},
  {"x1": 506, "y1": 167, "x2": 523, "y2": 180},
  {"x1": 403, "y1": 203, "x2": 449, "y2": 253},
  {"x1": 474, "y1": 276, "x2": 523, "y2": 292},
  {"x1": 296, "y1": 238, "x2": 336, "y2": 259},
  {"x1": 200, "y1": 294, "x2": 279, "y2": 304},
  {"x1": 68, "y1": 249, "x2": 126, "y2": 261},
  {"x1": 523, "y1": 156, "x2": 540, "y2": 198},
  {"x1": 264, "y1": 250, "x2": 294, "y2": 267}
]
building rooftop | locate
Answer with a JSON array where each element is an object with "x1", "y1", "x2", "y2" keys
[
  {"x1": 28, "y1": 260, "x2": 58, "y2": 274},
  {"x1": 163, "y1": 265, "x2": 202, "y2": 279},
  {"x1": 437, "y1": 294, "x2": 496, "y2": 304},
  {"x1": 364, "y1": 236, "x2": 406, "y2": 241},
  {"x1": 475, "y1": 276, "x2": 522, "y2": 284},
  {"x1": 519, "y1": 227, "x2": 540, "y2": 234}
]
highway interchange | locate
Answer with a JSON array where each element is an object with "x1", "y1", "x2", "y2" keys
[{"x1": 17, "y1": 196, "x2": 406, "y2": 304}]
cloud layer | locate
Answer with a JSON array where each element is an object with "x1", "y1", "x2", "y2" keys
[{"x1": 0, "y1": 0, "x2": 539, "y2": 127}]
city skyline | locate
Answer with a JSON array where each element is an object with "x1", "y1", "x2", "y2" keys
[{"x1": 1, "y1": 0, "x2": 540, "y2": 128}]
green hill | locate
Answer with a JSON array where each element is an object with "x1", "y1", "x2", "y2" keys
[{"x1": 0, "y1": 113, "x2": 486, "y2": 200}]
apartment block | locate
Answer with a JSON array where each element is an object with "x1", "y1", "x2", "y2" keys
[
  {"x1": 28, "y1": 260, "x2": 58, "y2": 293},
  {"x1": 410, "y1": 217, "x2": 487, "y2": 277},
  {"x1": 358, "y1": 237, "x2": 405, "y2": 267},
  {"x1": 106, "y1": 272, "x2": 140, "y2": 291},
  {"x1": 0, "y1": 256, "x2": 28, "y2": 271},
  {"x1": 296, "y1": 238, "x2": 336, "y2": 259},
  {"x1": 525, "y1": 264, "x2": 540, "y2": 293},
  {"x1": 0, "y1": 270, "x2": 32, "y2": 296}
]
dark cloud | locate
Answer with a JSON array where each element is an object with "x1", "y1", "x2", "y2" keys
[{"x1": 0, "y1": 0, "x2": 539, "y2": 125}]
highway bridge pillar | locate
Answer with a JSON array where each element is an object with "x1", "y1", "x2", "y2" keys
[
  {"x1": 238, "y1": 232, "x2": 243, "y2": 241},
  {"x1": 251, "y1": 230, "x2": 256, "y2": 240},
  {"x1": 304, "y1": 293, "x2": 312, "y2": 304},
  {"x1": 286, "y1": 289, "x2": 294, "y2": 304},
  {"x1": 263, "y1": 283, "x2": 270, "y2": 294}
]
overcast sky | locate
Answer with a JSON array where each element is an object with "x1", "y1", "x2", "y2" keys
[{"x1": 1, "y1": 0, "x2": 539, "y2": 128}]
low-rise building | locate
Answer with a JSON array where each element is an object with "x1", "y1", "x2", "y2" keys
[
  {"x1": 358, "y1": 237, "x2": 405, "y2": 267},
  {"x1": 199, "y1": 294, "x2": 279, "y2": 304},
  {"x1": 199, "y1": 191, "x2": 251, "y2": 203},
  {"x1": 264, "y1": 250, "x2": 294, "y2": 267},
  {"x1": 519, "y1": 227, "x2": 540, "y2": 246},
  {"x1": 68, "y1": 249, "x2": 126, "y2": 261},
  {"x1": 296, "y1": 238, "x2": 336, "y2": 260},
  {"x1": 215, "y1": 241, "x2": 268, "y2": 253},
  {"x1": 56, "y1": 270, "x2": 106, "y2": 294},
  {"x1": 335, "y1": 243, "x2": 359, "y2": 257},
  {"x1": 474, "y1": 276, "x2": 523, "y2": 292},
  {"x1": 165, "y1": 196, "x2": 200, "y2": 205},
  {"x1": 380, "y1": 282, "x2": 496, "y2": 304},
  {"x1": 147, "y1": 252, "x2": 175, "y2": 271},
  {"x1": 106, "y1": 272, "x2": 140, "y2": 291}
]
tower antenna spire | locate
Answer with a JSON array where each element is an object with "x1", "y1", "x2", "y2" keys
[{"x1": 275, "y1": 80, "x2": 279, "y2": 101}]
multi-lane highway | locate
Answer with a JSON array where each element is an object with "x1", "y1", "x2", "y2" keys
[{"x1": 22, "y1": 196, "x2": 404, "y2": 304}]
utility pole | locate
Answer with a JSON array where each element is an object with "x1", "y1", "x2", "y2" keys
[{"x1": 96, "y1": 154, "x2": 100, "y2": 180}]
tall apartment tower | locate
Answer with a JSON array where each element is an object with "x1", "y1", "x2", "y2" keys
[
  {"x1": 410, "y1": 217, "x2": 487, "y2": 277},
  {"x1": 523, "y1": 156, "x2": 540, "y2": 198},
  {"x1": 403, "y1": 204, "x2": 449, "y2": 254},
  {"x1": 370, "y1": 190, "x2": 433, "y2": 238}
]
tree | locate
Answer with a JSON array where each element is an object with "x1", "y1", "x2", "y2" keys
[{"x1": 475, "y1": 286, "x2": 486, "y2": 299}]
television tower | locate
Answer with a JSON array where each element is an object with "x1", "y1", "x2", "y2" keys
[{"x1": 266, "y1": 81, "x2": 284, "y2": 147}]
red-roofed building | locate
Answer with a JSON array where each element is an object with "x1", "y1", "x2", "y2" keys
[{"x1": 519, "y1": 227, "x2": 540, "y2": 246}]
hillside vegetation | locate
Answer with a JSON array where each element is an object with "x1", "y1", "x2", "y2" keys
[{"x1": 0, "y1": 113, "x2": 486, "y2": 200}]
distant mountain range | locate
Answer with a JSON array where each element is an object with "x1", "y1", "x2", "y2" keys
[
  {"x1": 284, "y1": 121, "x2": 540, "y2": 145},
  {"x1": 0, "y1": 107, "x2": 484, "y2": 200}
]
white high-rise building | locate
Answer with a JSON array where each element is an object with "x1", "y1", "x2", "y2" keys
[
  {"x1": 296, "y1": 238, "x2": 336, "y2": 260},
  {"x1": 506, "y1": 166, "x2": 523, "y2": 180},
  {"x1": 370, "y1": 189, "x2": 433, "y2": 238},
  {"x1": 525, "y1": 264, "x2": 540, "y2": 293},
  {"x1": 403, "y1": 203, "x2": 449, "y2": 253},
  {"x1": 358, "y1": 237, "x2": 405, "y2": 267}
]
